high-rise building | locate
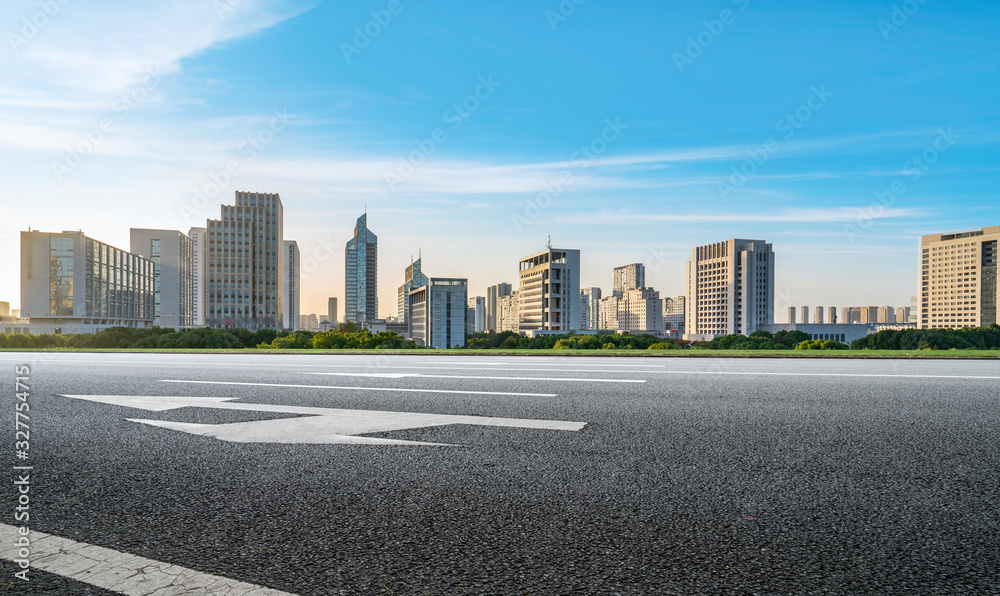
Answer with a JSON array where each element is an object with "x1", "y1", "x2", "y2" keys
[
  {"x1": 0, "y1": 302, "x2": 9, "y2": 317},
  {"x1": 616, "y1": 288, "x2": 663, "y2": 334},
  {"x1": 828, "y1": 306, "x2": 838, "y2": 325},
  {"x1": 613, "y1": 263, "x2": 645, "y2": 297},
  {"x1": 130, "y1": 229, "x2": 195, "y2": 329},
  {"x1": 815, "y1": 306, "x2": 824, "y2": 325},
  {"x1": 467, "y1": 296, "x2": 486, "y2": 333},
  {"x1": 487, "y1": 283, "x2": 513, "y2": 331},
  {"x1": 788, "y1": 307, "x2": 797, "y2": 325},
  {"x1": 283, "y1": 240, "x2": 300, "y2": 331},
  {"x1": 685, "y1": 238, "x2": 774, "y2": 340},
  {"x1": 580, "y1": 287, "x2": 602, "y2": 330},
  {"x1": 497, "y1": 291, "x2": 520, "y2": 333},
  {"x1": 664, "y1": 296, "x2": 685, "y2": 334},
  {"x1": 409, "y1": 278, "x2": 468, "y2": 349},
  {"x1": 860, "y1": 306, "x2": 879, "y2": 324},
  {"x1": 599, "y1": 295, "x2": 619, "y2": 330},
  {"x1": 895, "y1": 307, "x2": 911, "y2": 324},
  {"x1": 21, "y1": 230, "x2": 155, "y2": 334},
  {"x1": 206, "y1": 191, "x2": 284, "y2": 329},
  {"x1": 920, "y1": 226, "x2": 999, "y2": 329},
  {"x1": 188, "y1": 226, "x2": 207, "y2": 326},
  {"x1": 345, "y1": 213, "x2": 378, "y2": 326},
  {"x1": 908, "y1": 296, "x2": 919, "y2": 324},
  {"x1": 876, "y1": 306, "x2": 896, "y2": 324},
  {"x1": 801, "y1": 306, "x2": 810, "y2": 324},
  {"x1": 518, "y1": 246, "x2": 581, "y2": 332},
  {"x1": 841, "y1": 306, "x2": 862, "y2": 324},
  {"x1": 328, "y1": 297, "x2": 338, "y2": 327},
  {"x1": 397, "y1": 257, "x2": 429, "y2": 324}
]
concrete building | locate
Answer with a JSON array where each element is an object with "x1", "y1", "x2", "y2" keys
[
  {"x1": 921, "y1": 226, "x2": 999, "y2": 329},
  {"x1": 21, "y1": 230, "x2": 155, "y2": 334},
  {"x1": 828, "y1": 306, "x2": 838, "y2": 325},
  {"x1": 409, "y1": 278, "x2": 468, "y2": 349},
  {"x1": 345, "y1": 213, "x2": 378, "y2": 326},
  {"x1": 518, "y1": 246, "x2": 581, "y2": 333},
  {"x1": 613, "y1": 263, "x2": 645, "y2": 297},
  {"x1": 497, "y1": 291, "x2": 520, "y2": 333},
  {"x1": 397, "y1": 257, "x2": 429, "y2": 324},
  {"x1": 760, "y1": 323, "x2": 874, "y2": 345},
  {"x1": 206, "y1": 191, "x2": 284, "y2": 330},
  {"x1": 580, "y1": 287, "x2": 602, "y2": 330},
  {"x1": 801, "y1": 306, "x2": 810, "y2": 324},
  {"x1": 877, "y1": 306, "x2": 896, "y2": 325},
  {"x1": 298, "y1": 313, "x2": 319, "y2": 332},
  {"x1": 188, "y1": 226, "x2": 207, "y2": 326},
  {"x1": 685, "y1": 238, "x2": 775, "y2": 341},
  {"x1": 616, "y1": 288, "x2": 663, "y2": 335},
  {"x1": 467, "y1": 296, "x2": 486, "y2": 333},
  {"x1": 815, "y1": 306, "x2": 824, "y2": 325},
  {"x1": 486, "y1": 283, "x2": 513, "y2": 332},
  {"x1": 895, "y1": 306, "x2": 911, "y2": 324},
  {"x1": 599, "y1": 295, "x2": 619, "y2": 331},
  {"x1": 130, "y1": 229, "x2": 195, "y2": 329},
  {"x1": 664, "y1": 296, "x2": 685, "y2": 334},
  {"x1": 283, "y1": 240, "x2": 300, "y2": 331},
  {"x1": 788, "y1": 307, "x2": 796, "y2": 325},
  {"x1": 327, "y1": 297, "x2": 338, "y2": 327},
  {"x1": 841, "y1": 307, "x2": 861, "y2": 324},
  {"x1": 0, "y1": 302, "x2": 8, "y2": 317}
]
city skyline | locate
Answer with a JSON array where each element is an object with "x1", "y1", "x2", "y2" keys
[{"x1": 2, "y1": 2, "x2": 999, "y2": 314}]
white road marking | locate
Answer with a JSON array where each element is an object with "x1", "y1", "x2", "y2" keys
[
  {"x1": 304, "y1": 372, "x2": 646, "y2": 383},
  {"x1": 58, "y1": 395, "x2": 588, "y2": 446},
  {"x1": 0, "y1": 523, "x2": 296, "y2": 595},
  {"x1": 159, "y1": 379, "x2": 558, "y2": 397},
  {"x1": 652, "y1": 371, "x2": 1000, "y2": 380}
]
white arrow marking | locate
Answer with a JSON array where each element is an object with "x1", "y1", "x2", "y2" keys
[
  {"x1": 59, "y1": 395, "x2": 587, "y2": 446},
  {"x1": 305, "y1": 372, "x2": 646, "y2": 383}
]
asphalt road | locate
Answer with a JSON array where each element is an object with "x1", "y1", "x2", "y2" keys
[{"x1": 1, "y1": 353, "x2": 998, "y2": 595}]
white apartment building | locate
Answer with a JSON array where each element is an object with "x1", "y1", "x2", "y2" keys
[
  {"x1": 580, "y1": 287, "x2": 602, "y2": 330},
  {"x1": 685, "y1": 238, "x2": 774, "y2": 340},
  {"x1": 283, "y1": 240, "x2": 300, "y2": 331},
  {"x1": 920, "y1": 225, "x2": 999, "y2": 329},
  {"x1": 518, "y1": 246, "x2": 581, "y2": 333}
]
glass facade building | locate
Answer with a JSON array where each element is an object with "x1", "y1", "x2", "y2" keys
[{"x1": 345, "y1": 213, "x2": 378, "y2": 326}]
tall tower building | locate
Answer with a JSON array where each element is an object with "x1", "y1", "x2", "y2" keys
[
  {"x1": 345, "y1": 213, "x2": 378, "y2": 326},
  {"x1": 328, "y1": 297, "x2": 338, "y2": 327},
  {"x1": 801, "y1": 306, "x2": 810, "y2": 324},
  {"x1": 518, "y1": 245, "x2": 581, "y2": 332},
  {"x1": 828, "y1": 306, "x2": 838, "y2": 325},
  {"x1": 815, "y1": 306, "x2": 825, "y2": 325},
  {"x1": 580, "y1": 287, "x2": 602, "y2": 330},
  {"x1": 921, "y1": 226, "x2": 999, "y2": 329},
  {"x1": 409, "y1": 278, "x2": 468, "y2": 349},
  {"x1": 205, "y1": 192, "x2": 284, "y2": 329},
  {"x1": 613, "y1": 263, "x2": 645, "y2": 297},
  {"x1": 130, "y1": 229, "x2": 195, "y2": 329},
  {"x1": 685, "y1": 238, "x2": 774, "y2": 340},
  {"x1": 283, "y1": 240, "x2": 300, "y2": 331},
  {"x1": 397, "y1": 256, "x2": 429, "y2": 324},
  {"x1": 487, "y1": 283, "x2": 513, "y2": 331},
  {"x1": 788, "y1": 307, "x2": 797, "y2": 325},
  {"x1": 188, "y1": 226, "x2": 207, "y2": 326}
]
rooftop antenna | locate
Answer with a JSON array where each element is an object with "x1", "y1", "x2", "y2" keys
[{"x1": 546, "y1": 235, "x2": 552, "y2": 250}]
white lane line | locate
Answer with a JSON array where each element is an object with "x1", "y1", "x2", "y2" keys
[
  {"x1": 160, "y1": 380, "x2": 558, "y2": 397},
  {"x1": 0, "y1": 358, "x2": 668, "y2": 369},
  {"x1": 0, "y1": 523, "x2": 296, "y2": 595},
  {"x1": 653, "y1": 371, "x2": 1000, "y2": 380},
  {"x1": 305, "y1": 372, "x2": 646, "y2": 383}
]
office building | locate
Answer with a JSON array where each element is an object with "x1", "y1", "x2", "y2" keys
[
  {"x1": 616, "y1": 288, "x2": 663, "y2": 335},
  {"x1": 788, "y1": 307, "x2": 796, "y2": 325},
  {"x1": 0, "y1": 302, "x2": 8, "y2": 317},
  {"x1": 21, "y1": 230, "x2": 155, "y2": 334},
  {"x1": 487, "y1": 283, "x2": 513, "y2": 332},
  {"x1": 397, "y1": 257, "x2": 429, "y2": 324},
  {"x1": 761, "y1": 322, "x2": 873, "y2": 345},
  {"x1": 580, "y1": 287, "x2": 602, "y2": 330},
  {"x1": 409, "y1": 278, "x2": 468, "y2": 349},
  {"x1": 685, "y1": 238, "x2": 774, "y2": 340},
  {"x1": 828, "y1": 306, "x2": 838, "y2": 325},
  {"x1": 497, "y1": 291, "x2": 520, "y2": 333},
  {"x1": 877, "y1": 306, "x2": 896, "y2": 325},
  {"x1": 801, "y1": 306, "x2": 810, "y2": 324},
  {"x1": 841, "y1": 307, "x2": 861, "y2": 324},
  {"x1": 468, "y1": 296, "x2": 486, "y2": 333},
  {"x1": 895, "y1": 307, "x2": 910, "y2": 324},
  {"x1": 664, "y1": 296, "x2": 685, "y2": 334},
  {"x1": 328, "y1": 297, "x2": 338, "y2": 328},
  {"x1": 921, "y1": 226, "x2": 999, "y2": 329},
  {"x1": 130, "y1": 229, "x2": 195, "y2": 329},
  {"x1": 206, "y1": 191, "x2": 284, "y2": 330},
  {"x1": 613, "y1": 263, "x2": 645, "y2": 297},
  {"x1": 283, "y1": 240, "x2": 300, "y2": 331},
  {"x1": 599, "y1": 295, "x2": 619, "y2": 330},
  {"x1": 188, "y1": 226, "x2": 207, "y2": 326},
  {"x1": 518, "y1": 245, "x2": 581, "y2": 333},
  {"x1": 815, "y1": 306, "x2": 824, "y2": 325},
  {"x1": 860, "y1": 306, "x2": 879, "y2": 324},
  {"x1": 345, "y1": 213, "x2": 378, "y2": 326}
]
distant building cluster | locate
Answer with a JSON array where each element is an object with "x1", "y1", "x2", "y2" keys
[{"x1": 9, "y1": 194, "x2": 999, "y2": 342}]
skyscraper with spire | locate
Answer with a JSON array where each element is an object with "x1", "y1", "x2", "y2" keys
[
  {"x1": 345, "y1": 213, "x2": 378, "y2": 326},
  {"x1": 398, "y1": 253, "x2": 429, "y2": 324}
]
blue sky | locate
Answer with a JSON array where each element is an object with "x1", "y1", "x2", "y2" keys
[{"x1": 1, "y1": 0, "x2": 998, "y2": 318}]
